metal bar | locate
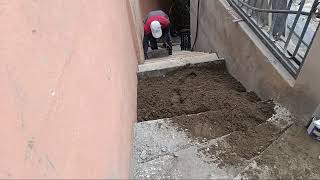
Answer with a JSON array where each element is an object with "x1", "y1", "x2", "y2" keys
[
  {"x1": 287, "y1": 25, "x2": 309, "y2": 47},
  {"x1": 287, "y1": 0, "x2": 294, "y2": 10},
  {"x1": 237, "y1": 0, "x2": 310, "y2": 15},
  {"x1": 227, "y1": 0, "x2": 299, "y2": 77},
  {"x1": 284, "y1": 0, "x2": 306, "y2": 53},
  {"x1": 227, "y1": 0, "x2": 319, "y2": 78},
  {"x1": 292, "y1": 1, "x2": 319, "y2": 57}
]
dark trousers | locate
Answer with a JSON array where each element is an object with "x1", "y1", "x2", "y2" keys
[{"x1": 143, "y1": 27, "x2": 172, "y2": 59}]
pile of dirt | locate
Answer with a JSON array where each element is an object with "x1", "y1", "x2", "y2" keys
[
  {"x1": 225, "y1": 122, "x2": 282, "y2": 160},
  {"x1": 200, "y1": 122, "x2": 284, "y2": 168},
  {"x1": 138, "y1": 64, "x2": 281, "y2": 169},
  {"x1": 169, "y1": 104, "x2": 273, "y2": 140},
  {"x1": 138, "y1": 65, "x2": 275, "y2": 125}
]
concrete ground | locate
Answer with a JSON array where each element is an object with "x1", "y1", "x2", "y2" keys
[{"x1": 131, "y1": 106, "x2": 320, "y2": 179}]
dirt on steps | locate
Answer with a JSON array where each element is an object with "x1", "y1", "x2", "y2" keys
[
  {"x1": 168, "y1": 106, "x2": 273, "y2": 141},
  {"x1": 138, "y1": 64, "x2": 275, "y2": 126},
  {"x1": 135, "y1": 64, "x2": 301, "y2": 178},
  {"x1": 138, "y1": 65, "x2": 279, "y2": 168},
  {"x1": 197, "y1": 122, "x2": 285, "y2": 168}
]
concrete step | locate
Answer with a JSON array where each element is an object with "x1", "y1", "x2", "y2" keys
[
  {"x1": 139, "y1": 51, "x2": 222, "y2": 74},
  {"x1": 147, "y1": 50, "x2": 219, "y2": 62},
  {"x1": 146, "y1": 45, "x2": 181, "y2": 59},
  {"x1": 131, "y1": 105, "x2": 293, "y2": 179}
]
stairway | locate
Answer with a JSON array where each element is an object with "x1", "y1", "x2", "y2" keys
[{"x1": 132, "y1": 51, "x2": 318, "y2": 179}]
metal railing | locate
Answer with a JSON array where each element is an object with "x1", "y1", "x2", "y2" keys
[{"x1": 227, "y1": 0, "x2": 320, "y2": 78}]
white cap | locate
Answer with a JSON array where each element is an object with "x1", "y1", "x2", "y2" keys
[{"x1": 150, "y1": 21, "x2": 162, "y2": 38}]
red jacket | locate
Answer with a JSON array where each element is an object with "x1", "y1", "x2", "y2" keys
[{"x1": 144, "y1": 15, "x2": 170, "y2": 34}]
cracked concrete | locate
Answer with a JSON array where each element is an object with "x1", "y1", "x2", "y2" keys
[{"x1": 132, "y1": 119, "x2": 231, "y2": 179}]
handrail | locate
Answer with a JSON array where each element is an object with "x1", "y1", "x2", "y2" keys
[
  {"x1": 236, "y1": 0, "x2": 310, "y2": 15},
  {"x1": 227, "y1": 0, "x2": 320, "y2": 78}
]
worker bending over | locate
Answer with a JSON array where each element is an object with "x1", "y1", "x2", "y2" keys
[{"x1": 143, "y1": 10, "x2": 173, "y2": 59}]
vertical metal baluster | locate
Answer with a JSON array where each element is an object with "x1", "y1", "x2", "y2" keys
[
  {"x1": 283, "y1": 0, "x2": 306, "y2": 53},
  {"x1": 292, "y1": 1, "x2": 318, "y2": 57},
  {"x1": 257, "y1": 0, "x2": 264, "y2": 27},
  {"x1": 248, "y1": 0, "x2": 254, "y2": 16},
  {"x1": 227, "y1": 0, "x2": 319, "y2": 77}
]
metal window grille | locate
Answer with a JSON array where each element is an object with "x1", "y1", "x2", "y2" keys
[{"x1": 227, "y1": 0, "x2": 320, "y2": 78}]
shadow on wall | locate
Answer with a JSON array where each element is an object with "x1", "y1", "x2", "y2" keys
[{"x1": 140, "y1": 0, "x2": 173, "y2": 17}]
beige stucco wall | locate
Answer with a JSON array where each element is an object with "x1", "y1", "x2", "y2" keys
[
  {"x1": 191, "y1": 0, "x2": 320, "y2": 122},
  {"x1": 0, "y1": 0, "x2": 137, "y2": 178},
  {"x1": 296, "y1": 31, "x2": 320, "y2": 117}
]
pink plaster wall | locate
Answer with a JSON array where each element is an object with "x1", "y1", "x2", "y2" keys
[{"x1": 0, "y1": 0, "x2": 137, "y2": 178}]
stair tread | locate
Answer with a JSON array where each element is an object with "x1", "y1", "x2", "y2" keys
[
  {"x1": 146, "y1": 51, "x2": 218, "y2": 63},
  {"x1": 139, "y1": 52, "x2": 221, "y2": 73}
]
